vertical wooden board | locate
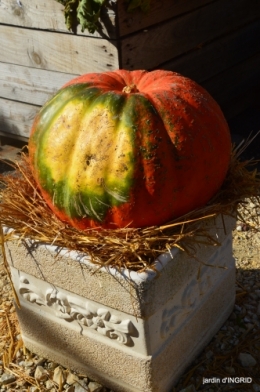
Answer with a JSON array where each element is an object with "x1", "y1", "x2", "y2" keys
[
  {"x1": 157, "y1": 20, "x2": 260, "y2": 84},
  {"x1": 120, "y1": 0, "x2": 260, "y2": 70},
  {"x1": 0, "y1": 63, "x2": 78, "y2": 106},
  {"x1": 117, "y1": 0, "x2": 215, "y2": 36},
  {"x1": 0, "y1": 25, "x2": 119, "y2": 74},
  {"x1": 0, "y1": 0, "x2": 117, "y2": 38},
  {"x1": 0, "y1": 98, "x2": 39, "y2": 138}
]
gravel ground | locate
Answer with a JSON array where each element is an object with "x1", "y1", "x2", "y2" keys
[{"x1": 0, "y1": 201, "x2": 260, "y2": 392}]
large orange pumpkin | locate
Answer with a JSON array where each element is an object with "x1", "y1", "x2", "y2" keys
[{"x1": 28, "y1": 69, "x2": 231, "y2": 229}]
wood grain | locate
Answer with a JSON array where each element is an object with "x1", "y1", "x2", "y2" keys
[
  {"x1": 158, "y1": 20, "x2": 260, "y2": 84},
  {"x1": 117, "y1": 0, "x2": 215, "y2": 36},
  {"x1": 221, "y1": 84, "x2": 260, "y2": 120},
  {"x1": 0, "y1": 0, "x2": 116, "y2": 38},
  {"x1": 0, "y1": 25, "x2": 119, "y2": 74},
  {"x1": 202, "y1": 52, "x2": 260, "y2": 111},
  {"x1": 0, "y1": 62, "x2": 78, "y2": 106},
  {"x1": 0, "y1": 98, "x2": 39, "y2": 138},
  {"x1": 120, "y1": 0, "x2": 260, "y2": 70}
]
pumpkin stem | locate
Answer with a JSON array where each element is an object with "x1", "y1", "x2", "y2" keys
[{"x1": 122, "y1": 84, "x2": 138, "y2": 94}]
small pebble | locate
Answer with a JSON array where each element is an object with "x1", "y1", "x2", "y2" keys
[
  {"x1": 34, "y1": 357, "x2": 46, "y2": 366},
  {"x1": 45, "y1": 380, "x2": 54, "y2": 389},
  {"x1": 53, "y1": 366, "x2": 66, "y2": 386},
  {"x1": 66, "y1": 372, "x2": 79, "y2": 385},
  {"x1": 249, "y1": 292, "x2": 258, "y2": 300},
  {"x1": 34, "y1": 365, "x2": 49, "y2": 381},
  {"x1": 0, "y1": 373, "x2": 16, "y2": 385},
  {"x1": 205, "y1": 350, "x2": 213, "y2": 359},
  {"x1": 75, "y1": 383, "x2": 90, "y2": 392},
  {"x1": 88, "y1": 381, "x2": 104, "y2": 391},
  {"x1": 29, "y1": 387, "x2": 39, "y2": 392},
  {"x1": 24, "y1": 360, "x2": 34, "y2": 367},
  {"x1": 238, "y1": 352, "x2": 257, "y2": 367},
  {"x1": 47, "y1": 362, "x2": 58, "y2": 370},
  {"x1": 225, "y1": 366, "x2": 236, "y2": 375},
  {"x1": 179, "y1": 385, "x2": 196, "y2": 392},
  {"x1": 66, "y1": 386, "x2": 75, "y2": 392}
]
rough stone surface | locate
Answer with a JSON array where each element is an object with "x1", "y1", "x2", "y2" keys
[
  {"x1": 34, "y1": 365, "x2": 49, "y2": 381},
  {"x1": 0, "y1": 373, "x2": 16, "y2": 385},
  {"x1": 66, "y1": 372, "x2": 79, "y2": 385},
  {"x1": 238, "y1": 352, "x2": 257, "y2": 367},
  {"x1": 4, "y1": 215, "x2": 236, "y2": 392},
  {"x1": 179, "y1": 385, "x2": 196, "y2": 392},
  {"x1": 88, "y1": 381, "x2": 104, "y2": 391},
  {"x1": 5, "y1": 215, "x2": 235, "y2": 320},
  {"x1": 1, "y1": 211, "x2": 260, "y2": 390},
  {"x1": 53, "y1": 366, "x2": 66, "y2": 386}
]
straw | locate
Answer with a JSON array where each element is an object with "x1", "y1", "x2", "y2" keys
[{"x1": 0, "y1": 140, "x2": 259, "y2": 272}]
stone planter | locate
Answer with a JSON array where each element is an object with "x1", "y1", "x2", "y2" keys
[{"x1": 5, "y1": 215, "x2": 236, "y2": 392}]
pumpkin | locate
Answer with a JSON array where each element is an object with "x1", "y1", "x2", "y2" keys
[{"x1": 28, "y1": 69, "x2": 231, "y2": 229}]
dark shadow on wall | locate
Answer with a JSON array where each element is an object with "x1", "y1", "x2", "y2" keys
[{"x1": 228, "y1": 103, "x2": 260, "y2": 172}]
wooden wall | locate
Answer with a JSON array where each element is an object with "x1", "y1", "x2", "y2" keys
[
  {"x1": 0, "y1": 0, "x2": 118, "y2": 140},
  {"x1": 0, "y1": 0, "x2": 259, "y2": 140}
]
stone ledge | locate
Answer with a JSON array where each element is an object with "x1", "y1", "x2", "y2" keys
[
  {"x1": 5, "y1": 214, "x2": 235, "y2": 318},
  {"x1": 6, "y1": 214, "x2": 236, "y2": 391}
]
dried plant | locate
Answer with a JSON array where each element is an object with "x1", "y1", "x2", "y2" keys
[{"x1": 0, "y1": 140, "x2": 259, "y2": 272}]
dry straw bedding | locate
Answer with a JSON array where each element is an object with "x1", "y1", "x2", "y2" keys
[
  {"x1": 0, "y1": 139, "x2": 260, "y2": 273},
  {"x1": 0, "y1": 138, "x2": 260, "y2": 391}
]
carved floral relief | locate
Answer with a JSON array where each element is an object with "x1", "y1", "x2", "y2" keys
[
  {"x1": 18, "y1": 276, "x2": 138, "y2": 346},
  {"x1": 160, "y1": 264, "x2": 213, "y2": 339}
]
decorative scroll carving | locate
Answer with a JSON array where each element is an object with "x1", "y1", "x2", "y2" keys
[
  {"x1": 19, "y1": 276, "x2": 137, "y2": 346},
  {"x1": 160, "y1": 266, "x2": 213, "y2": 339}
]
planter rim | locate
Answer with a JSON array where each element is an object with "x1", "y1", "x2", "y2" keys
[{"x1": 3, "y1": 226, "x2": 179, "y2": 283}]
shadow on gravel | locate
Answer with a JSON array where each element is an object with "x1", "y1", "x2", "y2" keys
[{"x1": 173, "y1": 266, "x2": 260, "y2": 391}]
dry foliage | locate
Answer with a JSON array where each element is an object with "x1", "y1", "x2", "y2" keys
[
  {"x1": 0, "y1": 138, "x2": 260, "y2": 390},
  {"x1": 0, "y1": 139, "x2": 260, "y2": 273}
]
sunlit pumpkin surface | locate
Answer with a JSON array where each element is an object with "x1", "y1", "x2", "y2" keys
[{"x1": 29, "y1": 69, "x2": 231, "y2": 229}]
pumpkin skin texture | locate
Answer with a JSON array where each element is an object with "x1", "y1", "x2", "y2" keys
[{"x1": 29, "y1": 69, "x2": 231, "y2": 229}]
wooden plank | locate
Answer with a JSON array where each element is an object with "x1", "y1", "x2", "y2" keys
[
  {"x1": 0, "y1": 62, "x2": 78, "y2": 106},
  {"x1": 224, "y1": 84, "x2": 260, "y2": 121},
  {"x1": 0, "y1": 25, "x2": 119, "y2": 74},
  {"x1": 117, "y1": 0, "x2": 215, "y2": 36},
  {"x1": 0, "y1": 98, "x2": 39, "y2": 138},
  {"x1": 201, "y1": 52, "x2": 260, "y2": 114},
  {"x1": 158, "y1": 20, "x2": 260, "y2": 84},
  {"x1": 0, "y1": 143, "x2": 23, "y2": 161},
  {"x1": 0, "y1": 131, "x2": 28, "y2": 143},
  {"x1": 120, "y1": 0, "x2": 260, "y2": 70},
  {"x1": 0, "y1": 0, "x2": 116, "y2": 38}
]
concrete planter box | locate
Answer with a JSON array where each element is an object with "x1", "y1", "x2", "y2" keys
[{"x1": 5, "y1": 215, "x2": 236, "y2": 392}]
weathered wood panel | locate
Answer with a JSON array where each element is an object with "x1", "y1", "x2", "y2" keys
[
  {"x1": 0, "y1": 0, "x2": 216, "y2": 39},
  {"x1": 158, "y1": 20, "x2": 260, "y2": 84},
  {"x1": 224, "y1": 84, "x2": 260, "y2": 121},
  {"x1": 0, "y1": 98, "x2": 39, "y2": 138},
  {"x1": 0, "y1": 62, "x2": 78, "y2": 106},
  {"x1": 117, "y1": 0, "x2": 215, "y2": 36},
  {"x1": 202, "y1": 52, "x2": 260, "y2": 112},
  {"x1": 0, "y1": 25, "x2": 119, "y2": 74},
  {"x1": 0, "y1": 0, "x2": 116, "y2": 38},
  {"x1": 120, "y1": 0, "x2": 260, "y2": 69}
]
